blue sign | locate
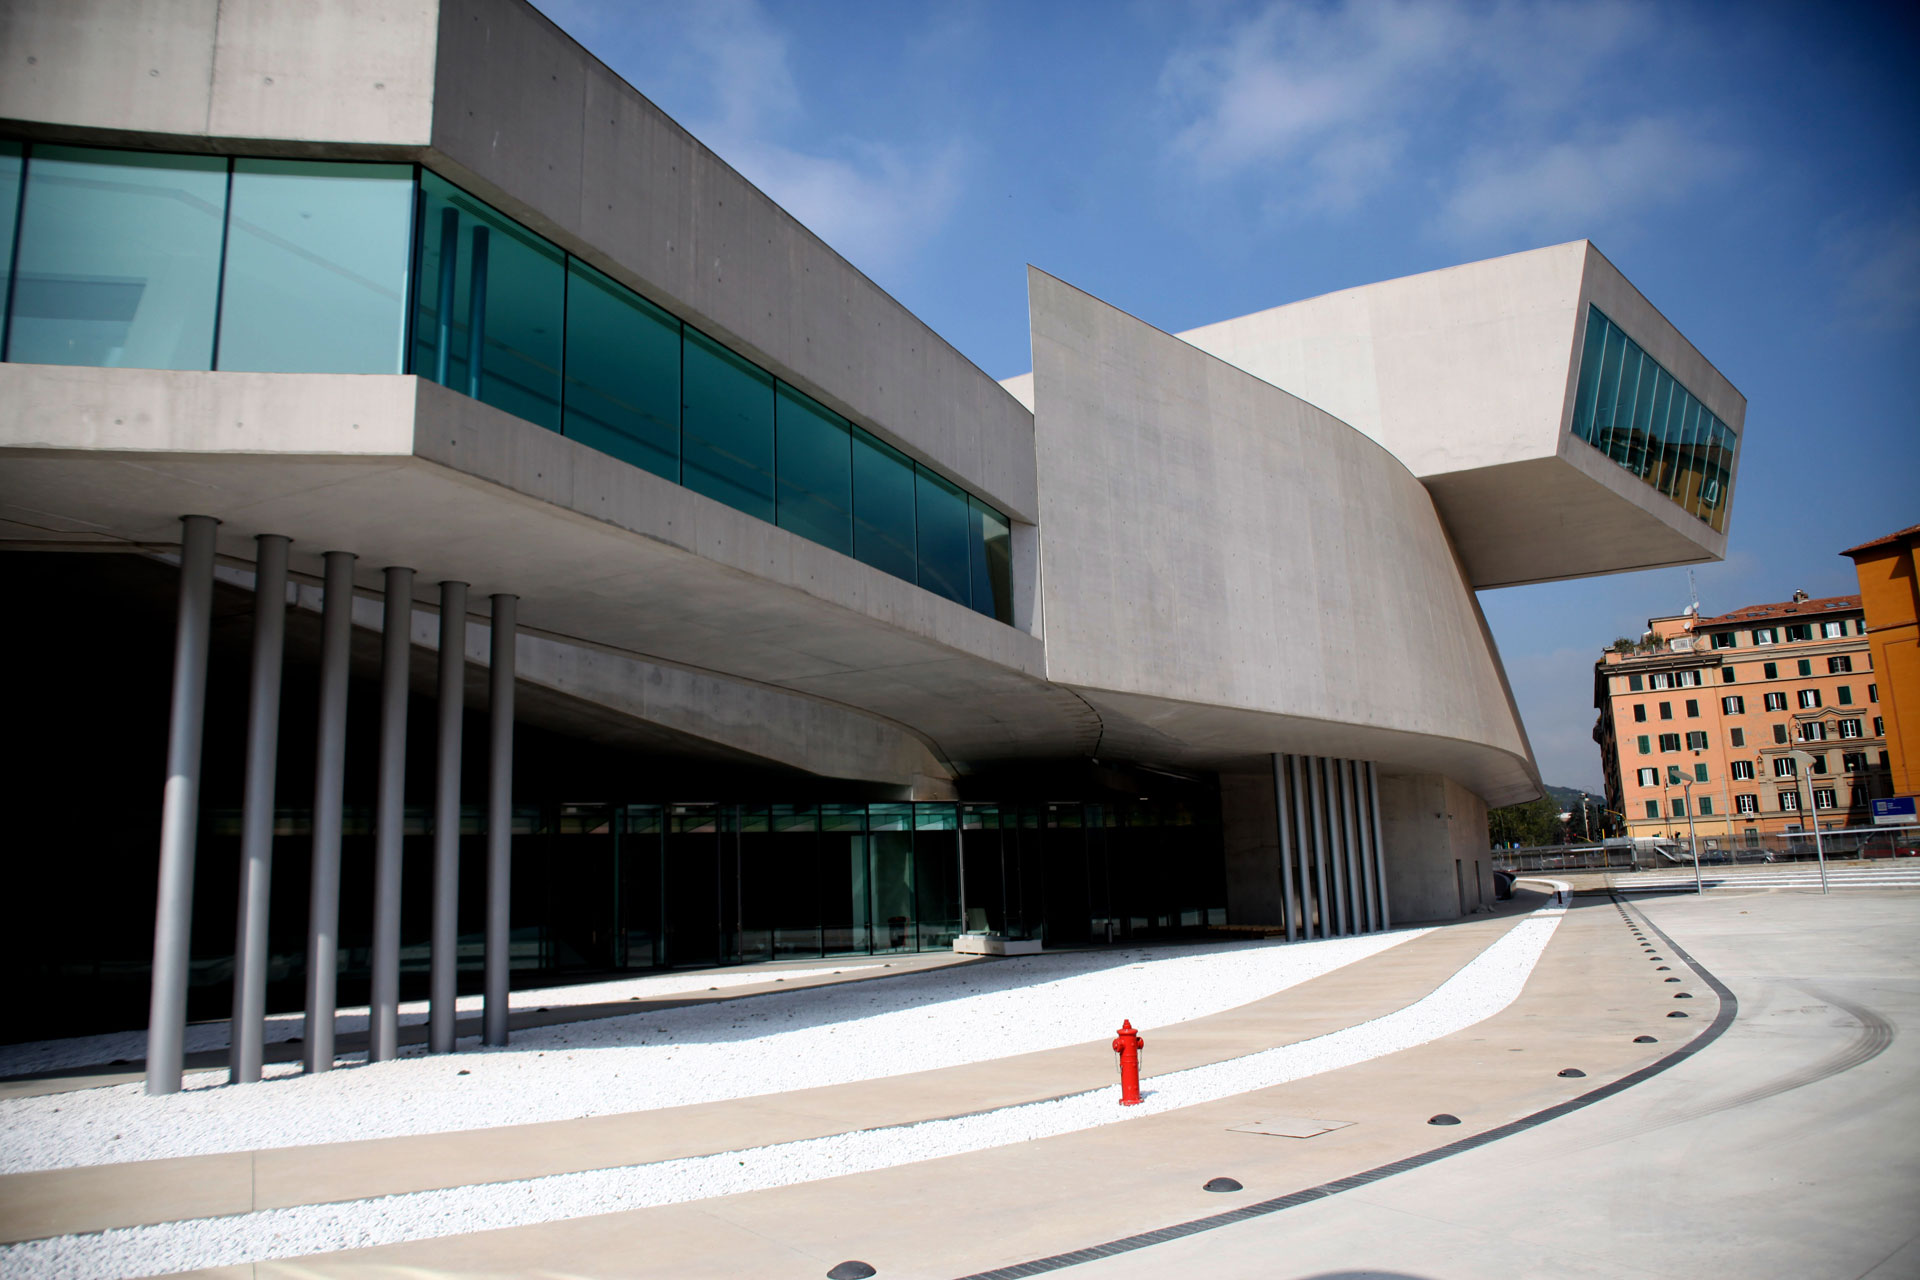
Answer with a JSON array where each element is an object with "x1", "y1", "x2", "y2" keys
[{"x1": 1872, "y1": 796, "x2": 1917, "y2": 826}]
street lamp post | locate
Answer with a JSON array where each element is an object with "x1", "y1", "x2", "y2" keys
[
  {"x1": 1785, "y1": 748, "x2": 1829, "y2": 894},
  {"x1": 1668, "y1": 766, "x2": 1703, "y2": 894}
]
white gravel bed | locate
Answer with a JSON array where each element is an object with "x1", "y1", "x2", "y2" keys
[
  {"x1": 1, "y1": 901, "x2": 1565, "y2": 1280},
  {"x1": 0, "y1": 962, "x2": 890, "y2": 1078},
  {"x1": 2, "y1": 930, "x2": 1423, "y2": 1174}
]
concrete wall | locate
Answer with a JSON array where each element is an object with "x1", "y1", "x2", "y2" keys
[
  {"x1": 1174, "y1": 241, "x2": 1740, "y2": 589},
  {"x1": 0, "y1": 0, "x2": 1037, "y2": 529},
  {"x1": 0, "y1": 364, "x2": 1095, "y2": 772},
  {"x1": 1377, "y1": 772, "x2": 1491, "y2": 922},
  {"x1": 0, "y1": 0, "x2": 438, "y2": 147},
  {"x1": 423, "y1": 0, "x2": 1036, "y2": 526},
  {"x1": 1025, "y1": 267, "x2": 1538, "y2": 802}
]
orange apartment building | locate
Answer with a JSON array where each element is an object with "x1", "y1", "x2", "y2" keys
[
  {"x1": 1595, "y1": 593, "x2": 1890, "y2": 845},
  {"x1": 1843, "y1": 524, "x2": 1920, "y2": 800}
]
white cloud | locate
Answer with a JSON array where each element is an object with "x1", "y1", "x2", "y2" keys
[
  {"x1": 1158, "y1": 0, "x2": 1735, "y2": 238},
  {"x1": 1438, "y1": 117, "x2": 1743, "y2": 243},
  {"x1": 535, "y1": 0, "x2": 963, "y2": 271}
]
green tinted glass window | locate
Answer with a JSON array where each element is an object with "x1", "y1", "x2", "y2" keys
[
  {"x1": 852, "y1": 428, "x2": 918, "y2": 582},
  {"x1": 683, "y1": 327, "x2": 775, "y2": 521},
  {"x1": 0, "y1": 143, "x2": 20, "y2": 357},
  {"x1": 1569, "y1": 305, "x2": 1738, "y2": 527},
  {"x1": 915, "y1": 466, "x2": 971, "y2": 607},
  {"x1": 563, "y1": 259, "x2": 680, "y2": 481},
  {"x1": 217, "y1": 159, "x2": 413, "y2": 374},
  {"x1": 413, "y1": 172, "x2": 563, "y2": 430},
  {"x1": 1570, "y1": 309, "x2": 1608, "y2": 445},
  {"x1": 775, "y1": 384, "x2": 854, "y2": 555},
  {"x1": 1608, "y1": 346, "x2": 1642, "y2": 466},
  {"x1": 1593, "y1": 322, "x2": 1628, "y2": 456},
  {"x1": 968, "y1": 496, "x2": 1013, "y2": 623},
  {"x1": 8, "y1": 147, "x2": 226, "y2": 369}
]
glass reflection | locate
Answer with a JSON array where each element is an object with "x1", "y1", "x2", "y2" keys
[
  {"x1": 684, "y1": 328, "x2": 776, "y2": 522},
  {"x1": 563, "y1": 259, "x2": 680, "y2": 481},
  {"x1": 9, "y1": 146, "x2": 226, "y2": 369},
  {"x1": 218, "y1": 159, "x2": 413, "y2": 374},
  {"x1": 1568, "y1": 305, "x2": 1737, "y2": 528}
]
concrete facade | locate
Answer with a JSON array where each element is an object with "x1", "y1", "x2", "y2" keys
[
  {"x1": 0, "y1": 0, "x2": 1745, "y2": 1062},
  {"x1": 1179, "y1": 241, "x2": 1743, "y2": 589}
]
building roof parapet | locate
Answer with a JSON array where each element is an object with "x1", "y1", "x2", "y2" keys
[
  {"x1": 1840, "y1": 523, "x2": 1920, "y2": 557},
  {"x1": 1695, "y1": 594, "x2": 1861, "y2": 627}
]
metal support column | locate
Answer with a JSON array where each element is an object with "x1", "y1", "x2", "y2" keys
[
  {"x1": 1307, "y1": 756, "x2": 1334, "y2": 938},
  {"x1": 430, "y1": 581, "x2": 468, "y2": 1054},
  {"x1": 1336, "y1": 760, "x2": 1362, "y2": 932},
  {"x1": 483, "y1": 593, "x2": 517, "y2": 1047},
  {"x1": 147, "y1": 514, "x2": 218, "y2": 1096},
  {"x1": 1354, "y1": 761, "x2": 1380, "y2": 933},
  {"x1": 230, "y1": 533, "x2": 289, "y2": 1085},
  {"x1": 1321, "y1": 758, "x2": 1349, "y2": 935},
  {"x1": 1368, "y1": 762, "x2": 1391, "y2": 930},
  {"x1": 369, "y1": 566, "x2": 414, "y2": 1063},
  {"x1": 1290, "y1": 755, "x2": 1316, "y2": 938},
  {"x1": 303, "y1": 551, "x2": 355, "y2": 1074},
  {"x1": 1271, "y1": 754, "x2": 1297, "y2": 942}
]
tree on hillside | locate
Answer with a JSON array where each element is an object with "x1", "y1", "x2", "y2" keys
[{"x1": 1489, "y1": 797, "x2": 1563, "y2": 847}]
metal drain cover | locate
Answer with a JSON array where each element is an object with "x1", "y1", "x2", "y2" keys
[{"x1": 1228, "y1": 1115, "x2": 1355, "y2": 1139}]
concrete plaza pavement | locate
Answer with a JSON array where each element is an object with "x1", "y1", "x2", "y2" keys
[
  {"x1": 1073, "y1": 890, "x2": 1920, "y2": 1280},
  {"x1": 5, "y1": 885, "x2": 1913, "y2": 1278}
]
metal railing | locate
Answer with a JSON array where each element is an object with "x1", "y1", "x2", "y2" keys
[{"x1": 1493, "y1": 825, "x2": 1919, "y2": 874}]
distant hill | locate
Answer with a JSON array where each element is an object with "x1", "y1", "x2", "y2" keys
[{"x1": 1544, "y1": 784, "x2": 1605, "y2": 812}]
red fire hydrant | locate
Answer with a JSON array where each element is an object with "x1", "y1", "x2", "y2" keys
[{"x1": 1113, "y1": 1019, "x2": 1145, "y2": 1106}]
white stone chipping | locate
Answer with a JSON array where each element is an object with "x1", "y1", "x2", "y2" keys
[
  {"x1": 0, "y1": 900, "x2": 1566, "y2": 1280},
  {"x1": 0, "y1": 962, "x2": 895, "y2": 1078},
  {"x1": 2, "y1": 930, "x2": 1422, "y2": 1174}
]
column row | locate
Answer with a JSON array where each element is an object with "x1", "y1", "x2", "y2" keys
[
  {"x1": 145, "y1": 516, "x2": 519, "y2": 1095},
  {"x1": 1270, "y1": 754, "x2": 1391, "y2": 941}
]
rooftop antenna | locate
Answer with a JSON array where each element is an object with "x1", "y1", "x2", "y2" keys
[{"x1": 1687, "y1": 569, "x2": 1700, "y2": 622}]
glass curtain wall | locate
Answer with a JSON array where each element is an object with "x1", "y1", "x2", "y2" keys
[
  {"x1": 1568, "y1": 304, "x2": 1734, "y2": 532},
  {"x1": 219, "y1": 159, "x2": 414, "y2": 374},
  {"x1": 7, "y1": 147, "x2": 228, "y2": 369},
  {"x1": 0, "y1": 140, "x2": 1018, "y2": 624},
  {"x1": 530, "y1": 798, "x2": 1219, "y2": 972},
  {"x1": 0, "y1": 142, "x2": 22, "y2": 356}
]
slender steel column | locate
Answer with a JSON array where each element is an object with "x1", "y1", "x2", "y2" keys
[
  {"x1": 147, "y1": 515, "x2": 218, "y2": 1096},
  {"x1": 1306, "y1": 756, "x2": 1333, "y2": 939},
  {"x1": 369, "y1": 566, "x2": 414, "y2": 1063},
  {"x1": 430, "y1": 581, "x2": 468, "y2": 1054},
  {"x1": 303, "y1": 551, "x2": 355, "y2": 1074},
  {"x1": 1289, "y1": 755, "x2": 1316, "y2": 938},
  {"x1": 1369, "y1": 762, "x2": 1392, "y2": 930},
  {"x1": 483, "y1": 593, "x2": 517, "y2": 1047},
  {"x1": 230, "y1": 534, "x2": 289, "y2": 1085},
  {"x1": 1354, "y1": 761, "x2": 1380, "y2": 934},
  {"x1": 1322, "y1": 758, "x2": 1351, "y2": 935},
  {"x1": 1338, "y1": 760, "x2": 1364, "y2": 933},
  {"x1": 1271, "y1": 754, "x2": 1298, "y2": 942},
  {"x1": 466, "y1": 226, "x2": 490, "y2": 400}
]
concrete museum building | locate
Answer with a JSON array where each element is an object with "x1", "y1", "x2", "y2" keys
[{"x1": 0, "y1": 0, "x2": 1744, "y2": 1091}]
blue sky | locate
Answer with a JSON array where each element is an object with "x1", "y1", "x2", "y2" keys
[{"x1": 533, "y1": 0, "x2": 1919, "y2": 793}]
